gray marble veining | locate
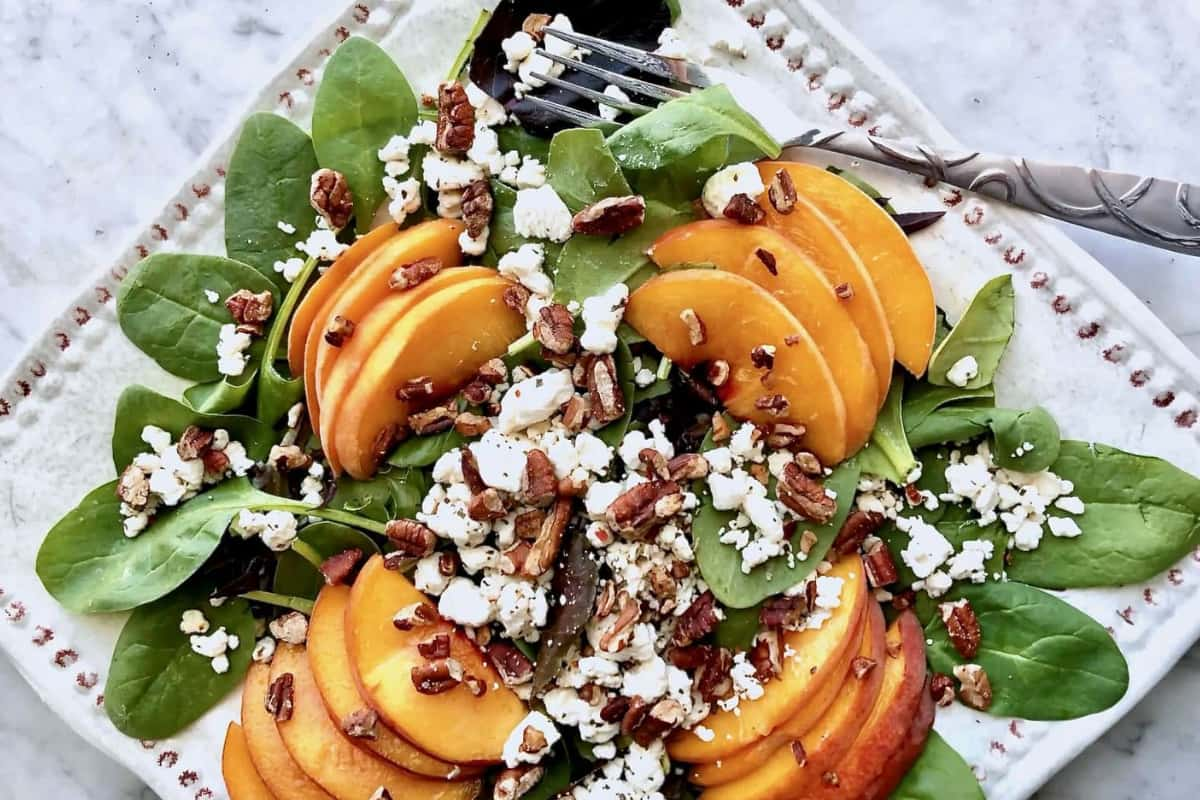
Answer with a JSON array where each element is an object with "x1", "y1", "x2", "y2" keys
[{"x1": 0, "y1": 1, "x2": 1196, "y2": 798}]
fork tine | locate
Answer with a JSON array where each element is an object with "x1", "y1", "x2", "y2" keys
[
  {"x1": 542, "y1": 28, "x2": 711, "y2": 89},
  {"x1": 535, "y1": 49, "x2": 688, "y2": 103},
  {"x1": 521, "y1": 95, "x2": 621, "y2": 133},
  {"x1": 528, "y1": 71, "x2": 657, "y2": 117}
]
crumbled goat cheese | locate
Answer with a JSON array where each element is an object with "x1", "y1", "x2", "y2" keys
[
  {"x1": 896, "y1": 516, "x2": 955, "y2": 579},
  {"x1": 498, "y1": 368, "x2": 576, "y2": 433},
  {"x1": 466, "y1": 125, "x2": 506, "y2": 176},
  {"x1": 498, "y1": 243, "x2": 553, "y2": 297},
  {"x1": 414, "y1": 553, "x2": 453, "y2": 595},
  {"x1": 217, "y1": 324, "x2": 254, "y2": 377},
  {"x1": 1048, "y1": 516, "x2": 1083, "y2": 538},
  {"x1": 274, "y1": 256, "x2": 307, "y2": 283},
  {"x1": 408, "y1": 120, "x2": 437, "y2": 147},
  {"x1": 1054, "y1": 496, "x2": 1086, "y2": 515},
  {"x1": 543, "y1": 687, "x2": 620, "y2": 744},
  {"x1": 634, "y1": 368, "x2": 656, "y2": 387},
  {"x1": 377, "y1": 133, "x2": 411, "y2": 167},
  {"x1": 502, "y1": 711, "x2": 561, "y2": 767},
  {"x1": 501, "y1": 31, "x2": 537, "y2": 72},
  {"x1": 585, "y1": 481, "x2": 624, "y2": 520},
  {"x1": 466, "y1": 82, "x2": 507, "y2": 127},
  {"x1": 513, "y1": 185, "x2": 573, "y2": 242},
  {"x1": 230, "y1": 509, "x2": 300, "y2": 552},
  {"x1": 491, "y1": 577, "x2": 550, "y2": 641},
  {"x1": 423, "y1": 150, "x2": 485, "y2": 192},
  {"x1": 729, "y1": 422, "x2": 765, "y2": 464},
  {"x1": 418, "y1": 483, "x2": 490, "y2": 547},
  {"x1": 384, "y1": 176, "x2": 422, "y2": 225},
  {"x1": 268, "y1": 612, "x2": 309, "y2": 645},
  {"x1": 437, "y1": 187, "x2": 463, "y2": 219},
  {"x1": 204, "y1": 289, "x2": 220, "y2": 304},
  {"x1": 190, "y1": 626, "x2": 239, "y2": 674},
  {"x1": 515, "y1": 157, "x2": 547, "y2": 189},
  {"x1": 276, "y1": 220, "x2": 297, "y2": 235},
  {"x1": 459, "y1": 227, "x2": 488, "y2": 256},
  {"x1": 704, "y1": 447, "x2": 734, "y2": 475},
  {"x1": 570, "y1": 740, "x2": 667, "y2": 800},
  {"x1": 579, "y1": 283, "x2": 629, "y2": 354},
  {"x1": 618, "y1": 420, "x2": 675, "y2": 470},
  {"x1": 701, "y1": 162, "x2": 765, "y2": 218},
  {"x1": 438, "y1": 577, "x2": 494, "y2": 628},
  {"x1": 299, "y1": 461, "x2": 325, "y2": 506},
  {"x1": 921, "y1": 570, "x2": 954, "y2": 598},
  {"x1": 296, "y1": 216, "x2": 350, "y2": 260},
  {"x1": 251, "y1": 636, "x2": 276, "y2": 664},
  {"x1": 946, "y1": 355, "x2": 980, "y2": 388},
  {"x1": 946, "y1": 539, "x2": 994, "y2": 584},
  {"x1": 180, "y1": 609, "x2": 210, "y2": 635},
  {"x1": 654, "y1": 27, "x2": 691, "y2": 59},
  {"x1": 598, "y1": 84, "x2": 632, "y2": 122}
]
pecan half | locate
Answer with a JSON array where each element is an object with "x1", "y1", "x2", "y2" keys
[
  {"x1": 755, "y1": 393, "x2": 790, "y2": 417},
  {"x1": 930, "y1": 673, "x2": 956, "y2": 707},
  {"x1": 310, "y1": 168, "x2": 354, "y2": 230},
  {"x1": 940, "y1": 599, "x2": 982, "y2": 659},
  {"x1": 324, "y1": 315, "x2": 355, "y2": 347},
  {"x1": 954, "y1": 663, "x2": 993, "y2": 711},
  {"x1": 435, "y1": 81, "x2": 475, "y2": 154},
  {"x1": 462, "y1": 179, "x2": 493, "y2": 239},
  {"x1": 319, "y1": 548, "x2": 364, "y2": 586},
  {"x1": 386, "y1": 519, "x2": 437, "y2": 557},
  {"x1": 679, "y1": 308, "x2": 706, "y2": 345},
  {"x1": 469, "y1": 488, "x2": 508, "y2": 521},
  {"x1": 412, "y1": 658, "x2": 463, "y2": 694},
  {"x1": 606, "y1": 480, "x2": 682, "y2": 539},
  {"x1": 341, "y1": 708, "x2": 378, "y2": 739},
  {"x1": 226, "y1": 289, "x2": 274, "y2": 328},
  {"x1": 389, "y1": 257, "x2": 443, "y2": 290},
  {"x1": 116, "y1": 465, "x2": 150, "y2": 509},
  {"x1": 723, "y1": 192, "x2": 765, "y2": 224},
  {"x1": 487, "y1": 642, "x2": 534, "y2": 686},
  {"x1": 494, "y1": 765, "x2": 544, "y2": 800},
  {"x1": 673, "y1": 590, "x2": 720, "y2": 647},
  {"x1": 778, "y1": 463, "x2": 837, "y2": 523},
  {"x1": 586, "y1": 353, "x2": 625, "y2": 425},
  {"x1": 393, "y1": 602, "x2": 439, "y2": 631},
  {"x1": 524, "y1": 497, "x2": 571, "y2": 577},
  {"x1": 408, "y1": 403, "x2": 457, "y2": 435},
  {"x1": 572, "y1": 194, "x2": 646, "y2": 236},
  {"x1": 767, "y1": 168, "x2": 797, "y2": 215},
  {"x1": 863, "y1": 538, "x2": 899, "y2": 587},
  {"x1": 519, "y1": 449, "x2": 557, "y2": 507},
  {"x1": 831, "y1": 509, "x2": 885, "y2": 554},
  {"x1": 265, "y1": 673, "x2": 294, "y2": 721},
  {"x1": 532, "y1": 303, "x2": 576, "y2": 354}
]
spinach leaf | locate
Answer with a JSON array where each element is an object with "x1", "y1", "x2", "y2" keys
[
  {"x1": 714, "y1": 603, "x2": 762, "y2": 651},
  {"x1": 1008, "y1": 441, "x2": 1200, "y2": 588},
  {"x1": 606, "y1": 85, "x2": 780, "y2": 175},
  {"x1": 533, "y1": 530, "x2": 599, "y2": 694},
  {"x1": 36, "y1": 479, "x2": 301, "y2": 613},
  {"x1": 273, "y1": 522, "x2": 381, "y2": 600},
  {"x1": 928, "y1": 274, "x2": 1015, "y2": 389},
  {"x1": 224, "y1": 112, "x2": 319, "y2": 287},
  {"x1": 552, "y1": 200, "x2": 690, "y2": 307},
  {"x1": 694, "y1": 460, "x2": 862, "y2": 609},
  {"x1": 312, "y1": 37, "x2": 418, "y2": 234},
  {"x1": 855, "y1": 375, "x2": 917, "y2": 484},
  {"x1": 105, "y1": 587, "x2": 256, "y2": 739},
  {"x1": 116, "y1": 253, "x2": 278, "y2": 382},
  {"x1": 596, "y1": 339, "x2": 636, "y2": 447},
  {"x1": 497, "y1": 123, "x2": 551, "y2": 164},
  {"x1": 891, "y1": 730, "x2": 984, "y2": 800},
  {"x1": 825, "y1": 166, "x2": 896, "y2": 214},
  {"x1": 633, "y1": 377, "x2": 673, "y2": 405},
  {"x1": 902, "y1": 381, "x2": 995, "y2": 433},
  {"x1": 256, "y1": 256, "x2": 319, "y2": 424},
  {"x1": 524, "y1": 746, "x2": 573, "y2": 800},
  {"x1": 388, "y1": 428, "x2": 470, "y2": 469},
  {"x1": 111, "y1": 385, "x2": 275, "y2": 474},
  {"x1": 923, "y1": 581, "x2": 1128, "y2": 720},
  {"x1": 329, "y1": 465, "x2": 430, "y2": 523},
  {"x1": 906, "y1": 405, "x2": 1061, "y2": 473},
  {"x1": 184, "y1": 368, "x2": 258, "y2": 415},
  {"x1": 547, "y1": 128, "x2": 631, "y2": 212},
  {"x1": 880, "y1": 519, "x2": 1006, "y2": 589}
]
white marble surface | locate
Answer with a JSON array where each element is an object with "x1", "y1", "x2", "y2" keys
[{"x1": 1, "y1": 1, "x2": 1197, "y2": 798}]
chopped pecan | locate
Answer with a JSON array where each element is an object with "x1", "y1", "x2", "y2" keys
[
  {"x1": 760, "y1": 594, "x2": 808, "y2": 630},
  {"x1": 750, "y1": 344, "x2": 776, "y2": 371},
  {"x1": 561, "y1": 394, "x2": 591, "y2": 432},
  {"x1": 694, "y1": 646, "x2": 735, "y2": 702},
  {"x1": 615, "y1": 696, "x2": 646, "y2": 734},
  {"x1": 671, "y1": 560, "x2": 691, "y2": 579},
  {"x1": 639, "y1": 448, "x2": 670, "y2": 480},
  {"x1": 324, "y1": 315, "x2": 355, "y2": 347},
  {"x1": 395, "y1": 376, "x2": 435, "y2": 402},
  {"x1": 498, "y1": 541, "x2": 531, "y2": 575},
  {"x1": 711, "y1": 413, "x2": 732, "y2": 442},
  {"x1": 417, "y1": 633, "x2": 452, "y2": 660},
  {"x1": 201, "y1": 448, "x2": 230, "y2": 475},
  {"x1": 464, "y1": 674, "x2": 487, "y2": 697},
  {"x1": 586, "y1": 353, "x2": 625, "y2": 425},
  {"x1": 389, "y1": 257, "x2": 443, "y2": 290},
  {"x1": 477, "y1": 358, "x2": 508, "y2": 385},
  {"x1": 487, "y1": 641, "x2": 534, "y2": 686},
  {"x1": 225, "y1": 289, "x2": 274, "y2": 328},
  {"x1": 791, "y1": 740, "x2": 808, "y2": 766},
  {"x1": 461, "y1": 179, "x2": 493, "y2": 238},
  {"x1": 755, "y1": 393, "x2": 790, "y2": 417},
  {"x1": 793, "y1": 450, "x2": 822, "y2": 475},
  {"x1": 572, "y1": 194, "x2": 646, "y2": 235},
  {"x1": 524, "y1": 497, "x2": 571, "y2": 577},
  {"x1": 269, "y1": 444, "x2": 311, "y2": 471},
  {"x1": 503, "y1": 283, "x2": 531, "y2": 314},
  {"x1": 778, "y1": 463, "x2": 837, "y2": 523},
  {"x1": 494, "y1": 765, "x2": 544, "y2": 800},
  {"x1": 310, "y1": 168, "x2": 354, "y2": 230},
  {"x1": 269, "y1": 612, "x2": 309, "y2": 645},
  {"x1": 755, "y1": 247, "x2": 778, "y2": 275},
  {"x1": 768, "y1": 168, "x2": 798, "y2": 214},
  {"x1": 265, "y1": 673, "x2": 294, "y2": 721},
  {"x1": 797, "y1": 529, "x2": 819, "y2": 557},
  {"x1": 606, "y1": 480, "x2": 682, "y2": 539},
  {"x1": 834, "y1": 281, "x2": 854, "y2": 299},
  {"x1": 673, "y1": 590, "x2": 720, "y2": 647},
  {"x1": 930, "y1": 673, "x2": 956, "y2": 707},
  {"x1": 408, "y1": 403, "x2": 457, "y2": 435},
  {"x1": 940, "y1": 599, "x2": 982, "y2": 659},
  {"x1": 176, "y1": 425, "x2": 215, "y2": 460},
  {"x1": 646, "y1": 564, "x2": 676, "y2": 601},
  {"x1": 369, "y1": 788, "x2": 393, "y2": 800},
  {"x1": 667, "y1": 452, "x2": 709, "y2": 482},
  {"x1": 598, "y1": 591, "x2": 641, "y2": 653},
  {"x1": 599, "y1": 694, "x2": 632, "y2": 724},
  {"x1": 371, "y1": 423, "x2": 405, "y2": 463},
  {"x1": 438, "y1": 551, "x2": 460, "y2": 576},
  {"x1": 863, "y1": 539, "x2": 899, "y2": 588},
  {"x1": 469, "y1": 488, "x2": 508, "y2": 521},
  {"x1": 455, "y1": 412, "x2": 492, "y2": 436},
  {"x1": 519, "y1": 449, "x2": 557, "y2": 507},
  {"x1": 679, "y1": 308, "x2": 706, "y2": 345},
  {"x1": 341, "y1": 708, "x2": 378, "y2": 739},
  {"x1": 723, "y1": 193, "x2": 765, "y2": 224},
  {"x1": 851, "y1": 656, "x2": 877, "y2": 679},
  {"x1": 522, "y1": 12, "x2": 553, "y2": 40},
  {"x1": 831, "y1": 509, "x2": 885, "y2": 555},
  {"x1": 665, "y1": 644, "x2": 710, "y2": 671},
  {"x1": 702, "y1": 359, "x2": 730, "y2": 389},
  {"x1": 459, "y1": 448, "x2": 486, "y2": 495},
  {"x1": 823, "y1": 771, "x2": 840, "y2": 787},
  {"x1": 460, "y1": 380, "x2": 489, "y2": 406},
  {"x1": 954, "y1": 663, "x2": 993, "y2": 711},
  {"x1": 766, "y1": 423, "x2": 806, "y2": 450},
  {"x1": 891, "y1": 589, "x2": 916, "y2": 612},
  {"x1": 532, "y1": 303, "x2": 576, "y2": 354},
  {"x1": 514, "y1": 509, "x2": 545, "y2": 540},
  {"x1": 412, "y1": 658, "x2": 463, "y2": 695},
  {"x1": 594, "y1": 580, "x2": 617, "y2": 617},
  {"x1": 435, "y1": 81, "x2": 475, "y2": 154},
  {"x1": 750, "y1": 630, "x2": 783, "y2": 682},
  {"x1": 393, "y1": 602, "x2": 439, "y2": 631},
  {"x1": 319, "y1": 548, "x2": 364, "y2": 586},
  {"x1": 629, "y1": 698, "x2": 684, "y2": 746},
  {"x1": 520, "y1": 725, "x2": 549, "y2": 755},
  {"x1": 116, "y1": 465, "x2": 150, "y2": 509},
  {"x1": 386, "y1": 519, "x2": 437, "y2": 557}
]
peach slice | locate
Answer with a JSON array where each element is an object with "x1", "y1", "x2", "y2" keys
[
  {"x1": 318, "y1": 266, "x2": 496, "y2": 473},
  {"x1": 303, "y1": 218, "x2": 465, "y2": 446},
  {"x1": 626, "y1": 270, "x2": 849, "y2": 464},
  {"x1": 689, "y1": 601, "x2": 879, "y2": 787},
  {"x1": 331, "y1": 276, "x2": 525, "y2": 479},
  {"x1": 308, "y1": 584, "x2": 477, "y2": 779},
  {"x1": 857, "y1": 683, "x2": 937, "y2": 800},
  {"x1": 346, "y1": 555, "x2": 527, "y2": 764},
  {"x1": 759, "y1": 162, "x2": 936, "y2": 376},
  {"x1": 288, "y1": 222, "x2": 401, "y2": 377},
  {"x1": 271, "y1": 644, "x2": 480, "y2": 800},
  {"x1": 240, "y1": 661, "x2": 332, "y2": 800},
  {"x1": 223, "y1": 722, "x2": 278, "y2": 800},
  {"x1": 668, "y1": 555, "x2": 868, "y2": 763},
  {"x1": 650, "y1": 220, "x2": 879, "y2": 454}
]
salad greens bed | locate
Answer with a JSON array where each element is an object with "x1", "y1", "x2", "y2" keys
[{"x1": 28, "y1": 3, "x2": 1200, "y2": 798}]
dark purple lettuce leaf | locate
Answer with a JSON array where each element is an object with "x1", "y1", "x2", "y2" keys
[
  {"x1": 531, "y1": 525, "x2": 599, "y2": 694},
  {"x1": 892, "y1": 210, "x2": 947, "y2": 235},
  {"x1": 469, "y1": 0, "x2": 672, "y2": 135}
]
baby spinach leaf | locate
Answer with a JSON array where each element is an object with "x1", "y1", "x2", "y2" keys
[
  {"x1": 906, "y1": 405, "x2": 1060, "y2": 473},
  {"x1": 924, "y1": 581, "x2": 1128, "y2": 720},
  {"x1": 37, "y1": 479, "x2": 290, "y2": 613},
  {"x1": 224, "y1": 112, "x2": 319, "y2": 287},
  {"x1": 329, "y1": 465, "x2": 430, "y2": 523},
  {"x1": 497, "y1": 123, "x2": 551, "y2": 164},
  {"x1": 256, "y1": 256, "x2": 319, "y2": 424},
  {"x1": 891, "y1": 730, "x2": 984, "y2": 800},
  {"x1": 312, "y1": 37, "x2": 418, "y2": 234},
  {"x1": 116, "y1": 254, "x2": 278, "y2": 382},
  {"x1": 552, "y1": 200, "x2": 690, "y2": 306},
  {"x1": 525, "y1": 746, "x2": 573, "y2": 800},
  {"x1": 714, "y1": 602, "x2": 762, "y2": 651},
  {"x1": 1008, "y1": 441, "x2": 1200, "y2": 588},
  {"x1": 928, "y1": 274, "x2": 1015, "y2": 389},
  {"x1": 533, "y1": 530, "x2": 599, "y2": 694},
  {"x1": 388, "y1": 428, "x2": 470, "y2": 469},
  {"x1": 902, "y1": 381, "x2": 995, "y2": 433},
  {"x1": 184, "y1": 368, "x2": 258, "y2": 415},
  {"x1": 111, "y1": 385, "x2": 275, "y2": 474},
  {"x1": 105, "y1": 587, "x2": 256, "y2": 739},
  {"x1": 547, "y1": 128, "x2": 632, "y2": 212},
  {"x1": 607, "y1": 85, "x2": 781, "y2": 174},
  {"x1": 855, "y1": 375, "x2": 917, "y2": 484},
  {"x1": 273, "y1": 522, "x2": 381, "y2": 600},
  {"x1": 694, "y1": 460, "x2": 862, "y2": 609},
  {"x1": 596, "y1": 339, "x2": 636, "y2": 448},
  {"x1": 633, "y1": 377, "x2": 673, "y2": 405},
  {"x1": 880, "y1": 519, "x2": 1006, "y2": 589}
]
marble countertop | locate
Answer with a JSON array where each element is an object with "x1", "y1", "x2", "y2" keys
[{"x1": 2, "y1": 1, "x2": 1196, "y2": 798}]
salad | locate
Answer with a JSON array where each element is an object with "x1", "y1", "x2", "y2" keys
[{"x1": 32, "y1": 3, "x2": 1200, "y2": 799}]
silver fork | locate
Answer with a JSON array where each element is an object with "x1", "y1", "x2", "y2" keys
[{"x1": 528, "y1": 28, "x2": 1200, "y2": 257}]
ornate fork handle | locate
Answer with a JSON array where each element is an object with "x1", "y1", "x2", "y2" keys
[{"x1": 784, "y1": 129, "x2": 1200, "y2": 256}]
